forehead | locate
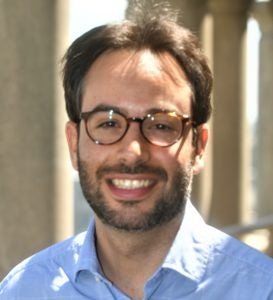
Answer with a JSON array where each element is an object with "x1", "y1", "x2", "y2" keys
[
  {"x1": 82, "y1": 49, "x2": 192, "y2": 114},
  {"x1": 87, "y1": 49, "x2": 189, "y2": 84}
]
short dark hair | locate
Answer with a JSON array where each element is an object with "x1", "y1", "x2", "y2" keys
[{"x1": 62, "y1": 9, "x2": 212, "y2": 125}]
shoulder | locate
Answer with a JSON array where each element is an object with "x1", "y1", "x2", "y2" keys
[
  {"x1": 205, "y1": 224, "x2": 273, "y2": 295},
  {"x1": 0, "y1": 231, "x2": 87, "y2": 299},
  {"x1": 185, "y1": 201, "x2": 273, "y2": 275},
  {"x1": 208, "y1": 224, "x2": 273, "y2": 271},
  {"x1": 182, "y1": 202, "x2": 273, "y2": 297}
]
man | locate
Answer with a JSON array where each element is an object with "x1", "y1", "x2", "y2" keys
[{"x1": 1, "y1": 3, "x2": 273, "y2": 300}]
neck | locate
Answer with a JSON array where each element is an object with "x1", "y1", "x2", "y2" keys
[{"x1": 94, "y1": 214, "x2": 183, "y2": 299}]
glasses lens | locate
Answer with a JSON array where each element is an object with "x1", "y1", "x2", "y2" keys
[
  {"x1": 142, "y1": 112, "x2": 183, "y2": 146},
  {"x1": 86, "y1": 111, "x2": 127, "y2": 144}
]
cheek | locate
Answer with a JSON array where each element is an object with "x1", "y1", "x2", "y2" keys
[
  {"x1": 154, "y1": 148, "x2": 180, "y2": 177},
  {"x1": 78, "y1": 124, "x2": 98, "y2": 159},
  {"x1": 79, "y1": 143, "x2": 102, "y2": 164},
  {"x1": 163, "y1": 139, "x2": 195, "y2": 168},
  {"x1": 78, "y1": 134, "x2": 112, "y2": 172}
]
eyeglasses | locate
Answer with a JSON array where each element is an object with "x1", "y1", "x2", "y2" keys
[{"x1": 80, "y1": 109, "x2": 193, "y2": 147}]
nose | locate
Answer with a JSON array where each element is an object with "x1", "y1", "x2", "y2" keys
[{"x1": 117, "y1": 122, "x2": 150, "y2": 165}]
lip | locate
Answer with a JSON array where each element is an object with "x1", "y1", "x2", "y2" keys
[{"x1": 104, "y1": 174, "x2": 160, "y2": 200}]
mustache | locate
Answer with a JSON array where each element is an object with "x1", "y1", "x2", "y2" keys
[{"x1": 96, "y1": 163, "x2": 168, "y2": 181}]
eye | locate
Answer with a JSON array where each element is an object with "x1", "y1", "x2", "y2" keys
[
  {"x1": 143, "y1": 113, "x2": 181, "y2": 136},
  {"x1": 153, "y1": 123, "x2": 174, "y2": 131},
  {"x1": 98, "y1": 120, "x2": 119, "y2": 129},
  {"x1": 147, "y1": 120, "x2": 177, "y2": 132}
]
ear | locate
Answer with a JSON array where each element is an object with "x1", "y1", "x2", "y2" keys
[
  {"x1": 192, "y1": 123, "x2": 209, "y2": 175},
  {"x1": 65, "y1": 121, "x2": 79, "y2": 171}
]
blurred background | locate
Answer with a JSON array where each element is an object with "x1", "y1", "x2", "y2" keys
[{"x1": 0, "y1": 0, "x2": 272, "y2": 279}]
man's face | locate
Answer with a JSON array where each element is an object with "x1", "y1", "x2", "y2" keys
[{"x1": 66, "y1": 49, "x2": 208, "y2": 231}]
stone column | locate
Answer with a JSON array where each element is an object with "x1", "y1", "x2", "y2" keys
[
  {"x1": 252, "y1": 1, "x2": 273, "y2": 217},
  {"x1": 0, "y1": 0, "x2": 72, "y2": 279},
  {"x1": 208, "y1": 0, "x2": 251, "y2": 227}
]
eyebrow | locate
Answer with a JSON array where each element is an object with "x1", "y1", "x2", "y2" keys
[
  {"x1": 86, "y1": 104, "x2": 124, "y2": 114},
  {"x1": 146, "y1": 108, "x2": 179, "y2": 115},
  {"x1": 84, "y1": 103, "x2": 181, "y2": 116}
]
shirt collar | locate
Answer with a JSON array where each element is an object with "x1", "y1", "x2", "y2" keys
[
  {"x1": 73, "y1": 218, "x2": 101, "y2": 282},
  {"x1": 162, "y1": 200, "x2": 210, "y2": 283},
  {"x1": 73, "y1": 200, "x2": 210, "y2": 284}
]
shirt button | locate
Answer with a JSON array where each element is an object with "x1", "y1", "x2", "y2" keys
[{"x1": 95, "y1": 275, "x2": 101, "y2": 282}]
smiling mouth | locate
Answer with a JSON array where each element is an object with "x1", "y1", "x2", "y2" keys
[{"x1": 111, "y1": 179, "x2": 155, "y2": 190}]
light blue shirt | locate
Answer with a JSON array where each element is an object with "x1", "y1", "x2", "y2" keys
[{"x1": 1, "y1": 201, "x2": 273, "y2": 299}]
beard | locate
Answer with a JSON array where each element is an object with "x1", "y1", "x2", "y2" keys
[{"x1": 78, "y1": 157, "x2": 193, "y2": 232}]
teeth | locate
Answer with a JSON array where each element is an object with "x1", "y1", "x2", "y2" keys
[{"x1": 111, "y1": 179, "x2": 153, "y2": 189}]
